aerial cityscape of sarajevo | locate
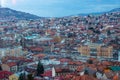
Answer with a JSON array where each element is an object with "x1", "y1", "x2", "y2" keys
[{"x1": 0, "y1": 0, "x2": 120, "y2": 80}]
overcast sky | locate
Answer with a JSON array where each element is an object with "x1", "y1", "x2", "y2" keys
[{"x1": 0, "y1": 0, "x2": 120, "y2": 17}]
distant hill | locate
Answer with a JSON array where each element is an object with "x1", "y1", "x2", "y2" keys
[
  {"x1": 109, "y1": 8, "x2": 120, "y2": 12},
  {"x1": 0, "y1": 7, "x2": 120, "y2": 19},
  {"x1": 77, "y1": 8, "x2": 120, "y2": 16},
  {"x1": 0, "y1": 8, "x2": 40, "y2": 19}
]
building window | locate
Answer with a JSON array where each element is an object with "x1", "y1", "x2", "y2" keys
[{"x1": 90, "y1": 48, "x2": 97, "y2": 56}]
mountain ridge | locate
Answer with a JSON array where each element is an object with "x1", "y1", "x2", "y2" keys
[
  {"x1": 0, "y1": 7, "x2": 120, "y2": 19},
  {"x1": 76, "y1": 8, "x2": 120, "y2": 16},
  {"x1": 0, "y1": 8, "x2": 40, "y2": 19}
]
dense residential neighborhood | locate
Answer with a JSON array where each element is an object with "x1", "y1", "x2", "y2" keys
[{"x1": 0, "y1": 7, "x2": 120, "y2": 80}]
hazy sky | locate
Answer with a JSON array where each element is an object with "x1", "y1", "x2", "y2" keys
[{"x1": 0, "y1": 0, "x2": 120, "y2": 17}]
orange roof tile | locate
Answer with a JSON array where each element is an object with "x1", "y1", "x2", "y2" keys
[
  {"x1": 33, "y1": 54, "x2": 46, "y2": 57},
  {"x1": 113, "y1": 74, "x2": 119, "y2": 80},
  {"x1": 7, "y1": 62, "x2": 17, "y2": 67}
]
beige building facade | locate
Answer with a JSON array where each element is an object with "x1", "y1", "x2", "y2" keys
[
  {"x1": 78, "y1": 43, "x2": 113, "y2": 58},
  {"x1": 0, "y1": 46, "x2": 23, "y2": 59}
]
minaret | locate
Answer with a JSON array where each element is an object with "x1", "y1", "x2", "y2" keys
[{"x1": 52, "y1": 67, "x2": 56, "y2": 77}]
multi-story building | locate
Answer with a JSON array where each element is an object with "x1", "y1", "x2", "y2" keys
[
  {"x1": 1, "y1": 62, "x2": 18, "y2": 73},
  {"x1": 78, "y1": 45, "x2": 90, "y2": 56},
  {"x1": 78, "y1": 43, "x2": 113, "y2": 58},
  {"x1": 0, "y1": 46, "x2": 23, "y2": 59},
  {"x1": 97, "y1": 46, "x2": 113, "y2": 58}
]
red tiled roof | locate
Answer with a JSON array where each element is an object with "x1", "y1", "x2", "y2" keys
[
  {"x1": 31, "y1": 47, "x2": 44, "y2": 52},
  {"x1": 65, "y1": 74, "x2": 73, "y2": 79},
  {"x1": 102, "y1": 61, "x2": 111, "y2": 66},
  {"x1": 0, "y1": 71, "x2": 13, "y2": 79},
  {"x1": 24, "y1": 59, "x2": 33, "y2": 63},
  {"x1": 33, "y1": 54, "x2": 46, "y2": 58},
  {"x1": 7, "y1": 62, "x2": 17, "y2": 67},
  {"x1": 55, "y1": 68, "x2": 70, "y2": 73},
  {"x1": 41, "y1": 70, "x2": 52, "y2": 77},
  {"x1": 77, "y1": 66, "x2": 84, "y2": 72},
  {"x1": 113, "y1": 73, "x2": 119, "y2": 80},
  {"x1": 72, "y1": 75, "x2": 98, "y2": 80},
  {"x1": 55, "y1": 69, "x2": 62, "y2": 73},
  {"x1": 68, "y1": 61, "x2": 83, "y2": 65},
  {"x1": 60, "y1": 58, "x2": 71, "y2": 62}
]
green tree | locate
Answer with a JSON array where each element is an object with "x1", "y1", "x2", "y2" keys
[
  {"x1": 18, "y1": 73, "x2": 24, "y2": 80},
  {"x1": 37, "y1": 61, "x2": 44, "y2": 76},
  {"x1": 27, "y1": 74, "x2": 34, "y2": 80},
  {"x1": 18, "y1": 72, "x2": 26, "y2": 80},
  {"x1": 87, "y1": 59, "x2": 93, "y2": 64},
  {"x1": 0, "y1": 65, "x2": 2, "y2": 71},
  {"x1": 84, "y1": 69, "x2": 89, "y2": 75},
  {"x1": 23, "y1": 72, "x2": 27, "y2": 80}
]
